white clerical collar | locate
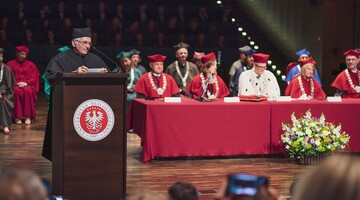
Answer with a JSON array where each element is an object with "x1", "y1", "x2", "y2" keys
[
  {"x1": 351, "y1": 68, "x2": 358, "y2": 73},
  {"x1": 152, "y1": 72, "x2": 161, "y2": 77}
]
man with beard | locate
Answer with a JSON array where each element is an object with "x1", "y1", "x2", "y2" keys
[
  {"x1": 228, "y1": 45, "x2": 251, "y2": 94},
  {"x1": 285, "y1": 48, "x2": 322, "y2": 85},
  {"x1": 232, "y1": 48, "x2": 256, "y2": 96}
]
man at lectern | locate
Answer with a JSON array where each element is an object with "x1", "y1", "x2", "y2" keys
[
  {"x1": 42, "y1": 27, "x2": 108, "y2": 161},
  {"x1": 44, "y1": 27, "x2": 108, "y2": 81}
]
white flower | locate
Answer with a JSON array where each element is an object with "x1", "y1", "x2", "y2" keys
[
  {"x1": 309, "y1": 122, "x2": 316, "y2": 127},
  {"x1": 305, "y1": 110, "x2": 312, "y2": 119},
  {"x1": 305, "y1": 128, "x2": 312, "y2": 136},
  {"x1": 297, "y1": 131, "x2": 305, "y2": 136},
  {"x1": 319, "y1": 113, "x2": 325, "y2": 125},
  {"x1": 322, "y1": 130, "x2": 330, "y2": 136},
  {"x1": 315, "y1": 140, "x2": 321, "y2": 146}
]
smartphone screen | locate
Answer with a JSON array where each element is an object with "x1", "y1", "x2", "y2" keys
[{"x1": 227, "y1": 174, "x2": 268, "y2": 196}]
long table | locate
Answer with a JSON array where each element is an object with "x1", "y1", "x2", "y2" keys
[{"x1": 127, "y1": 98, "x2": 360, "y2": 163}]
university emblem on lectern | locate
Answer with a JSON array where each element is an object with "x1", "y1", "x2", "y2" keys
[{"x1": 73, "y1": 99, "x2": 115, "y2": 141}]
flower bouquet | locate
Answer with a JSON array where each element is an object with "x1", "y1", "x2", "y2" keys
[{"x1": 281, "y1": 110, "x2": 350, "y2": 163}]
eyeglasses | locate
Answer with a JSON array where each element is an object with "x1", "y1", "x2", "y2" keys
[
  {"x1": 254, "y1": 63, "x2": 267, "y2": 69},
  {"x1": 75, "y1": 40, "x2": 93, "y2": 47}
]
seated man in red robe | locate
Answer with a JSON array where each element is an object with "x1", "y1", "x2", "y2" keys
[
  {"x1": 285, "y1": 57, "x2": 326, "y2": 99},
  {"x1": 134, "y1": 54, "x2": 180, "y2": 98},
  {"x1": 186, "y1": 52, "x2": 229, "y2": 99},
  {"x1": 7, "y1": 46, "x2": 39, "y2": 125},
  {"x1": 331, "y1": 49, "x2": 360, "y2": 98}
]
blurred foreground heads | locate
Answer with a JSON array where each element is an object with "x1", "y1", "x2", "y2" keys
[
  {"x1": 294, "y1": 154, "x2": 360, "y2": 200},
  {"x1": 0, "y1": 169, "x2": 48, "y2": 200}
]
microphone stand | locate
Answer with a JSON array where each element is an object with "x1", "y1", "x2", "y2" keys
[
  {"x1": 91, "y1": 46, "x2": 119, "y2": 72},
  {"x1": 196, "y1": 64, "x2": 217, "y2": 102}
]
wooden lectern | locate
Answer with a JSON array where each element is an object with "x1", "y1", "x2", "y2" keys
[{"x1": 52, "y1": 73, "x2": 127, "y2": 200}]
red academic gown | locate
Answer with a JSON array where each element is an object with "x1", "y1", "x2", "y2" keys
[
  {"x1": 331, "y1": 69, "x2": 359, "y2": 98},
  {"x1": 186, "y1": 73, "x2": 230, "y2": 99},
  {"x1": 285, "y1": 75, "x2": 326, "y2": 99},
  {"x1": 134, "y1": 72, "x2": 180, "y2": 98},
  {"x1": 7, "y1": 59, "x2": 40, "y2": 119}
]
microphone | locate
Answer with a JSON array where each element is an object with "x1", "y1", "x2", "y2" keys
[
  {"x1": 217, "y1": 51, "x2": 221, "y2": 67},
  {"x1": 197, "y1": 62, "x2": 217, "y2": 102},
  {"x1": 91, "y1": 46, "x2": 119, "y2": 71}
]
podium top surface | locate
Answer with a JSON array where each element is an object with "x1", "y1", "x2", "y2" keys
[{"x1": 58, "y1": 72, "x2": 128, "y2": 79}]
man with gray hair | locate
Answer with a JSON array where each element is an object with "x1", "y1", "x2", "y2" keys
[{"x1": 44, "y1": 27, "x2": 108, "y2": 81}]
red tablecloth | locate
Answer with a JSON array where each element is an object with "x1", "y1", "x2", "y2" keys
[
  {"x1": 128, "y1": 98, "x2": 271, "y2": 163},
  {"x1": 269, "y1": 99, "x2": 360, "y2": 154},
  {"x1": 128, "y1": 98, "x2": 360, "y2": 163}
]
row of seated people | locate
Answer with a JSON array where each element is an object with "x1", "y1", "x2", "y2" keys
[
  {"x1": 95, "y1": 41, "x2": 360, "y2": 106},
  {"x1": 1, "y1": 154, "x2": 359, "y2": 200},
  {"x1": 0, "y1": 1, "x2": 232, "y2": 24},
  {"x1": 1, "y1": 17, "x2": 238, "y2": 35},
  {"x1": 0, "y1": 16, "x2": 239, "y2": 46}
]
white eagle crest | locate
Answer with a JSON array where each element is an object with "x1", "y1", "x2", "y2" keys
[{"x1": 85, "y1": 110, "x2": 104, "y2": 130}]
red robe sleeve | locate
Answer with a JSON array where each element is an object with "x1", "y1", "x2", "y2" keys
[
  {"x1": 186, "y1": 75, "x2": 202, "y2": 99},
  {"x1": 313, "y1": 79, "x2": 326, "y2": 99},
  {"x1": 285, "y1": 78, "x2": 295, "y2": 96},
  {"x1": 134, "y1": 73, "x2": 150, "y2": 97},
  {"x1": 24, "y1": 61, "x2": 40, "y2": 92},
  {"x1": 216, "y1": 76, "x2": 230, "y2": 98}
]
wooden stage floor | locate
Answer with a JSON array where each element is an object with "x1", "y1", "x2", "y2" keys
[{"x1": 0, "y1": 94, "x2": 312, "y2": 199}]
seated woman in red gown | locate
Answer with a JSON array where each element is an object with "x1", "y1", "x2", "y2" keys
[
  {"x1": 285, "y1": 57, "x2": 326, "y2": 99},
  {"x1": 186, "y1": 52, "x2": 229, "y2": 99}
]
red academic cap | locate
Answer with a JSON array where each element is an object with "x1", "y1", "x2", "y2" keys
[
  {"x1": 299, "y1": 56, "x2": 316, "y2": 66},
  {"x1": 201, "y1": 52, "x2": 216, "y2": 64},
  {"x1": 344, "y1": 49, "x2": 360, "y2": 58},
  {"x1": 252, "y1": 53, "x2": 270, "y2": 64},
  {"x1": 147, "y1": 54, "x2": 166, "y2": 63},
  {"x1": 193, "y1": 51, "x2": 205, "y2": 60},
  {"x1": 16, "y1": 45, "x2": 29, "y2": 53}
]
